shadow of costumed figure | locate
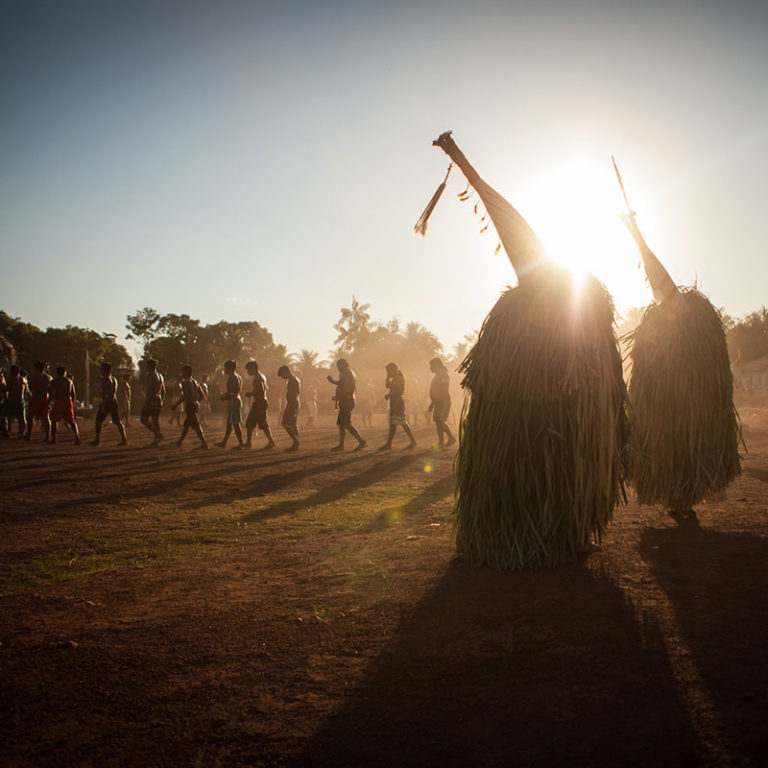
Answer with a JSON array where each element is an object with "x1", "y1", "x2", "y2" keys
[
  {"x1": 417, "y1": 131, "x2": 629, "y2": 570},
  {"x1": 614, "y1": 159, "x2": 741, "y2": 520}
]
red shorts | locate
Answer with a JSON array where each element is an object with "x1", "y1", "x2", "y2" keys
[
  {"x1": 28, "y1": 395, "x2": 50, "y2": 420},
  {"x1": 53, "y1": 399, "x2": 75, "y2": 423}
]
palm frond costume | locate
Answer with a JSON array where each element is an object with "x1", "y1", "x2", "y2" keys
[
  {"x1": 418, "y1": 132, "x2": 628, "y2": 569},
  {"x1": 620, "y1": 207, "x2": 741, "y2": 516}
]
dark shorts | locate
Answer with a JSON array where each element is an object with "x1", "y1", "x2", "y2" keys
[
  {"x1": 96, "y1": 398, "x2": 121, "y2": 425},
  {"x1": 2, "y1": 397, "x2": 25, "y2": 422},
  {"x1": 142, "y1": 395, "x2": 162, "y2": 419},
  {"x1": 336, "y1": 399, "x2": 354, "y2": 427},
  {"x1": 432, "y1": 398, "x2": 451, "y2": 423},
  {"x1": 183, "y1": 403, "x2": 201, "y2": 429},
  {"x1": 246, "y1": 401, "x2": 269, "y2": 431},
  {"x1": 281, "y1": 403, "x2": 299, "y2": 427},
  {"x1": 28, "y1": 396, "x2": 50, "y2": 420},
  {"x1": 226, "y1": 398, "x2": 242, "y2": 425},
  {"x1": 389, "y1": 395, "x2": 406, "y2": 426}
]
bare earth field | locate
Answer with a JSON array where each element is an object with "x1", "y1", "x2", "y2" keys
[{"x1": 2, "y1": 408, "x2": 767, "y2": 767}]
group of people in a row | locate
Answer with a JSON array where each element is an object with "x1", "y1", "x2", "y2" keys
[{"x1": 0, "y1": 356, "x2": 457, "y2": 452}]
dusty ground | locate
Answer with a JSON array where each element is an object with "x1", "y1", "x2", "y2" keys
[{"x1": 1, "y1": 408, "x2": 767, "y2": 767}]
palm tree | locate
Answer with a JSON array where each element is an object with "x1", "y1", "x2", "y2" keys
[
  {"x1": 334, "y1": 295, "x2": 372, "y2": 354},
  {"x1": 451, "y1": 331, "x2": 479, "y2": 366},
  {"x1": 404, "y1": 321, "x2": 442, "y2": 357},
  {"x1": 293, "y1": 349, "x2": 329, "y2": 383}
]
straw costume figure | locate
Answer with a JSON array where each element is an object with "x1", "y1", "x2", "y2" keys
[
  {"x1": 417, "y1": 132, "x2": 628, "y2": 570},
  {"x1": 614, "y1": 159, "x2": 741, "y2": 519}
]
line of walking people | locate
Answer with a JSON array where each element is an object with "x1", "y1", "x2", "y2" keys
[{"x1": 1, "y1": 356, "x2": 456, "y2": 453}]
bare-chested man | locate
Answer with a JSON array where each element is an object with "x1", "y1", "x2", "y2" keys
[
  {"x1": 140, "y1": 358, "x2": 166, "y2": 446},
  {"x1": 26, "y1": 361, "x2": 52, "y2": 441},
  {"x1": 49, "y1": 366, "x2": 80, "y2": 445},
  {"x1": 3, "y1": 365, "x2": 28, "y2": 438},
  {"x1": 168, "y1": 378, "x2": 184, "y2": 427},
  {"x1": 118, "y1": 373, "x2": 132, "y2": 426},
  {"x1": 216, "y1": 360, "x2": 245, "y2": 449},
  {"x1": 199, "y1": 374, "x2": 211, "y2": 425},
  {"x1": 327, "y1": 359, "x2": 366, "y2": 451},
  {"x1": 277, "y1": 365, "x2": 300, "y2": 451},
  {"x1": 172, "y1": 365, "x2": 208, "y2": 449},
  {"x1": 0, "y1": 370, "x2": 8, "y2": 437},
  {"x1": 92, "y1": 361, "x2": 127, "y2": 446},
  {"x1": 428, "y1": 357, "x2": 456, "y2": 449},
  {"x1": 244, "y1": 360, "x2": 276, "y2": 450}
]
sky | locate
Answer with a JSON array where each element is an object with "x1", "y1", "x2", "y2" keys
[{"x1": 1, "y1": 0, "x2": 767, "y2": 361}]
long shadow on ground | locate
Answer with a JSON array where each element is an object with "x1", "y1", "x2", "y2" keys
[
  {"x1": 640, "y1": 524, "x2": 768, "y2": 763},
  {"x1": 25, "y1": 454, "x2": 313, "y2": 516},
  {"x1": 363, "y1": 474, "x2": 454, "y2": 532},
  {"x1": 241, "y1": 453, "x2": 432, "y2": 523},
  {"x1": 294, "y1": 558, "x2": 702, "y2": 767}
]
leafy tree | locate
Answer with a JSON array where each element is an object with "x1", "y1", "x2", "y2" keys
[
  {"x1": 727, "y1": 307, "x2": 768, "y2": 364},
  {"x1": 126, "y1": 307, "x2": 161, "y2": 356},
  {"x1": 128, "y1": 311, "x2": 289, "y2": 396},
  {"x1": 0, "y1": 311, "x2": 131, "y2": 402}
]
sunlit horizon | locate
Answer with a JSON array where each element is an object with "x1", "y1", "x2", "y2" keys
[{"x1": 1, "y1": 0, "x2": 766, "y2": 360}]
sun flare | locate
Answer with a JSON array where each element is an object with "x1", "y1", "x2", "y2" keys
[{"x1": 518, "y1": 156, "x2": 655, "y2": 318}]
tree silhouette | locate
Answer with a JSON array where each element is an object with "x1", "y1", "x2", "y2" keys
[
  {"x1": 125, "y1": 307, "x2": 161, "y2": 356},
  {"x1": 728, "y1": 307, "x2": 768, "y2": 364},
  {"x1": 334, "y1": 295, "x2": 372, "y2": 354}
]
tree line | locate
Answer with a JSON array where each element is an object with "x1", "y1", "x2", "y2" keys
[{"x1": 4, "y1": 299, "x2": 765, "y2": 407}]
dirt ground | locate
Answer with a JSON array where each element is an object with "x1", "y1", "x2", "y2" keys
[{"x1": 1, "y1": 408, "x2": 767, "y2": 767}]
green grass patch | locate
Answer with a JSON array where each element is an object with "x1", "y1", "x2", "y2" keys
[{"x1": 1, "y1": 484, "x2": 445, "y2": 593}]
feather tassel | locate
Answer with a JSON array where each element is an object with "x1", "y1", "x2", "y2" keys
[{"x1": 413, "y1": 163, "x2": 454, "y2": 237}]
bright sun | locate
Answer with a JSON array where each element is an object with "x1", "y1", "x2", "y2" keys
[{"x1": 517, "y1": 156, "x2": 654, "y2": 318}]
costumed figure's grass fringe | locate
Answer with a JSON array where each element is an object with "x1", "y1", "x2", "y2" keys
[
  {"x1": 626, "y1": 289, "x2": 741, "y2": 514},
  {"x1": 612, "y1": 156, "x2": 741, "y2": 516},
  {"x1": 419, "y1": 132, "x2": 629, "y2": 569},
  {"x1": 456, "y1": 265, "x2": 629, "y2": 569}
]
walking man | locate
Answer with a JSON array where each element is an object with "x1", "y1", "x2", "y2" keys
[
  {"x1": 92, "y1": 361, "x2": 128, "y2": 446},
  {"x1": 244, "y1": 360, "x2": 276, "y2": 450},
  {"x1": 26, "y1": 361, "x2": 52, "y2": 441},
  {"x1": 118, "y1": 373, "x2": 132, "y2": 426},
  {"x1": 173, "y1": 365, "x2": 209, "y2": 449},
  {"x1": 216, "y1": 360, "x2": 245, "y2": 448},
  {"x1": 140, "y1": 358, "x2": 166, "y2": 446},
  {"x1": 49, "y1": 366, "x2": 80, "y2": 445},
  {"x1": 327, "y1": 358, "x2": 366, "y2": 451},
  {"x1": 277, "y1": 364, "x2": 301, "y2": 451},
  {"x1": 428, "y1": 357, "x2": 456, "y2": 449},
  {"x1": 3, "y1": 365, "x2": 28, "y2": 438},
  {"x1": 379, "y1": 362, "x2": 417, "y2": 450}
]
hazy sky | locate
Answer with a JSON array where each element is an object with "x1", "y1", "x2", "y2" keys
[{"x1": 1, "y1": 0, "x2": 766, "y2": 360}]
